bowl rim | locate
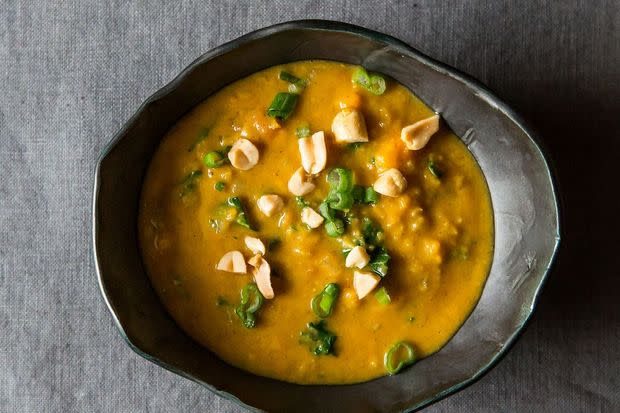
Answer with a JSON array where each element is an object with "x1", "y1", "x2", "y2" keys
[{"x1": 92, "y1": 19, "x2": 561, "y2": 412}]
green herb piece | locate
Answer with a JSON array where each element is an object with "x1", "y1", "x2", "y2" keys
[
  {"x1": 227, "y1": 197, "x2": 254, "y2": 230},
  {"x1": 296, "y1": 123, "x2": 311, "y2": 139},
  {"x1": 427, "y1": 159, "x2": 443, "y2": 179},
  {"x1": 384, "y1": 341, "x2": 416, "y2": 375},
  {"x1": 216, "y1": 296, "x2": 229, "y2": 307},
  {"x1": 325, "y1": 219, "x2": 345, "y2": 237},
  {"x1": 311, "y1": 283, "x2": 340, "y2": 318},
  {"x1": 214, "y1": 181, "x2": 226, "y2": 192},
  {"x1": 300, "y1": 320, "x2": 337, "y2": 356},
  {"x1": 362, "y1": 217, "x2": 384, "y2": 245},
  {"x1": 235, "y1": 283, "x2": 264, "y2": 329},
  {"x1": 375, "y1": 287, "x2": 391, "y2": 305},
  {"x1": 369, "y1": 246, "x2": 391, "y2": 277},
  {"x1": 179, "y1": 170, "x2": 202, "y2": 197},
  {"x1": 188, "y1": 127, "x2": 210, "y2": 151},
  {"x1": 352, "y1": 66, "x2": 387, "y2": 95},
  {"x1": 295, "y1": 196, "x2": 309, "y2": 209},
  {"x1": 267, "y1": 92, "x2": 299, "y2": 120}
]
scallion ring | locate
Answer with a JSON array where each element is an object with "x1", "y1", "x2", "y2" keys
[
  {"x1": 384, "y1": 341, "x2": 416, "y2": 375},
  {"x1": 235, "y1": 283, "x2": 264, "y2": 329},
  {"x1": 374, "y1": 287, "x2": 391, "y2": 305},
  {"x1": 311, "y1": 283, "x2": 340, "y2": 318},
  {"x1": 267, "y1": 92, "x2": 299, "y2": 120}
]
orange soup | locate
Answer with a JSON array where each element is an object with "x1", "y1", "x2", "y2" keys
[{"x1": 138, "y1": 60, "x2": 493, "y2": 384}]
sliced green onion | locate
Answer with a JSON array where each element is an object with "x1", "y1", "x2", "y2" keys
[
  {"x1": 327, "y1": 168, "x2": 353, "y2": 193},
  {"x1": 375, "y1": 287, "x2": 391, "y2": 305},
  {"x1": 279, "y1": 71, "x2": 306, "y2": 94},
  {"x1": 299, "y1": 320, "x2": 337, "y2": 356},
  {"x1": 352, "y1": 66, "x2": 371, "y2": 87},
  {"x1": 325, "y1": 218, "x2": 345, "y2": 237},
  {"x1": 311, "y1": 283, "x2": 340, "y2": 318},
  {"x1": 325, "y1": 218, "x2": 344, "y2": 238},
  {"x1": 364, "y1": 187, "x2": 379, "y2": 204},
  {"x1": 179, "y1": 170, "x2": 202, "y2": 197},
  {"x1": 352, "y1": 66, "x2": 387, "y2": 95},
  {"x1": 427, "y1": 159, "x2": 443, "y2": 179},
  {"x1": 384, "y1": 341, "x2": 416, "y2": 375},
  {"x1": 369, "y1": 246, "x2": 390, "y2": 277},
  {"x1": 235, "y1": 283, "x2": 264, "y2": 329},
  {"x1": 296, "y1": 123, "x2": 311, "y2": 139},
  {"x1": 318, "y1": 201, "x2": 336, "y2": 222},
  {"x1": 227, "y1": 197, "x2": 254, "y2": 230},
  {"x1": 214, "y1": 181, "x2": 226, "y2": 192},
  {"x1": 267, "y1": 92, "x2": 299, "y2": 120},
  {"x1": 328, "y1": 191, "x2": 354, "y2": 211},
  {"x1": 279, "y1": 71, "x2": 302, "y2": 84}
]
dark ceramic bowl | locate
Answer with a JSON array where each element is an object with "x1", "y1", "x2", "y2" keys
[{"x1": 93, "y1": 20, "x2": 560, "y2": 412}]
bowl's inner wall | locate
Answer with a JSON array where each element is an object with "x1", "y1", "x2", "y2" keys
[{"x1": 95, "y1": 24, "x2": 559, "y2": 413}]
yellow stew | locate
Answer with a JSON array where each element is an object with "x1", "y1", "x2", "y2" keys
[{"x1": 138, "y1": 60, "x2": 493, "y2": 384}]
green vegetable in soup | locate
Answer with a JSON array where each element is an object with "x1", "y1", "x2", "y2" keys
[
  {"x1": 267, "y1": 92, "x2": 299, "y2": 120},
  {"x1": 384, "y1": 341, "x2": 416, "y2": 375},
  {"x1": 300, "y1": 320, "x2": 337, "y2": 356},
  {"x1": 235, "y1": 283, "x2": 264, "y2": 329}
]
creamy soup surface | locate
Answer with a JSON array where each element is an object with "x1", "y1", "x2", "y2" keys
[{"x1": 138, "y1": 60, "x2": 493, "y2": 384}]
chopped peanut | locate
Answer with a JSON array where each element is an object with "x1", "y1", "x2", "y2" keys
[
  {"x1": 257, "y1": 194, "x2": 284, "y2": 217},
  {"x1": 373, "y1": 168, "x2": 407, "y2": 197},
  {"x1": 216, "y1": 251, "x2": 246, "y2": 273},
  {"x1": 301, "y1": 207, "x2": 324, "y2": 229},
  {"x1": 401, "y1": 115, "x2": 440, "y2": 150},
  {"x1": 288, "y1": 167, "x2": 316, "y2": 196},
  {"x1": 248, "y1": 254, "x2": 274, "y2": 299},
  {"x1": 331, "y1": 109, "x2": 369, "y2": 143},
  {"x1": 244, "y1": 236, "x2": 266, "y2": 255},
  {"x1": 228, "y1": 138, "x2": 260, "y2": 170},
  {"x1": 353, "y1": 271, "x2": 381, "y2": 299},
  {"x1": 345, "y1": 246, "x2": 370, "y2": 269},
  {"x1": 298, "y1": 131, "x2": 327, "y2": 174}
]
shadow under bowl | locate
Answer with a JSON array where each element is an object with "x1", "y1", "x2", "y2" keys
[{"x1": 93, "y1": 20, "x2": 560, "y2": 413}]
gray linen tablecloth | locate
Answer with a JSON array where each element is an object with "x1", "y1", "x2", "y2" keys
[{"x1": 1, "y1": 1, "x2": 618, "y2": 412}]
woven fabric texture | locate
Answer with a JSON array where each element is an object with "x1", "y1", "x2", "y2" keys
[{"x1": 1, "y1": 1, "x2": 618, "y2": 412}]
